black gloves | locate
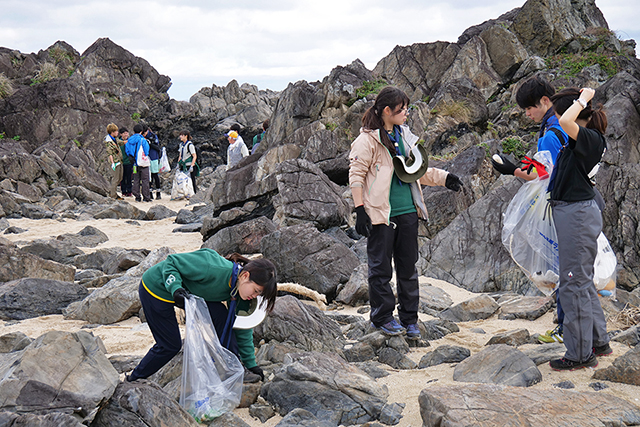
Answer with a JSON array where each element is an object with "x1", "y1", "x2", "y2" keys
[
  {"x1": 445, "y1": 173, "x2": 463, "y2": 192},
  {"x1": 491, "y1": 154, "x2": 518, "y2": 176},
  {"x1": 248, "y1": 366, "x2": 264, "y2": 381},
  {"x1": 355, "y1": 205, "x2": 372, "y2": 237},
  {"x1": 173, "y1": 287, "x2": 190, "y2": 309}
]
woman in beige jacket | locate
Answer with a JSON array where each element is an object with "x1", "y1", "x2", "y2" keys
[{"x1": 349, "y1": 86, "x2": 462, "y2": 338}]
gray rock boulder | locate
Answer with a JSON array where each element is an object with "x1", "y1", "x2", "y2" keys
[
  {"x1": 0, "y1": 330, "x2": 119, "y2": 418},
  {"x1": 202, "y1": 216, "x2": 276, "y2": 255},
  {"x1": 453, "y1": 344, "x2": 542, "y2": 387},
  {"x1": 0, "y1": 331, "x2": 32, "y2": 353},
  {"x1": 592, "y1": 346, "x2": 640, "y2": 386},
  {"x1": 63, "y1": 247, "x2": 174, "y2": 324},
  {"x1": 260, "y1": 224, "x2": 360, "y2": 300},
  {"x1": 428, "y1": 78, "x2": 488, "y2": 125},
  {"x1": 479, "y1": 23, "x2": 528, "y2": 80},
  {"x1": 485, "y1": 328, "x2": 531, "y2": 347},
  {"x1": 91, "y1": 380, "x2": 198, "y2": 427},
  {"x1": 438, "y1": 294, "x2": 499, "y2": 322},
  {"x1": 0, "y1": 278, "x2": 88, "y2": 320},
  {"x1": 101, "y1": 249, "x2": 149, "y2": 275},
  {"x1": 497, "y1": 295, "x2": 553, "y2": 320},
  {"x1": 0, "y1": 245, "x2": 75, "y2": 282},
  {"x1": 522, "y1": 342, "x2": 566, "y2": 365},
  {"x1": 422, "y1": 319, "x2": 460, "y2": 341},
  {"x1": 336, "y1": 263, "x2": 369, "y2": 306},
  {"x1": 70, "y1": 247, "x2": 125, "y2": 271},
  {"x1": 93, "y1": 202, "x2": 146, "y2": 220},
  {"x1": 0, "y1": 411, "x2": 84, "y2": 426},
  {"x1": 274, "y1": 408, "x2": 333, "y2": 427},
  {"x1": 419, "y1": 282, "x2": 454, "y2": 313},
  {"x1": 143, "y1": 204, "x2": 177, "y2": 220},
  {"x1": 273, "y1": 159, "x2": 351, "y2": 230},
  {"x1": 57, "y1": 225, "x2": 108, "y2": 248},
  {"x1": 419, "y1": 345, "x2": 471, "y2": 368},
  {"x1": 419, "y1": 383, "x2": 640, "y2": 427},
  {"x1": 254, "y1": 295, "x2": 345, "y2": 354},
  {"x1": 612, "y1": 325, "x2": 640, "y2": 347},
  {"x1": 261, "y1": 351, "x2": 388, "y2": 426},
  {"x1": 377, "y1": 347, "x2": 417, "y2": 370},
  {"x1": 20, "y1": 238, "x2": 84, "y2": 264}
]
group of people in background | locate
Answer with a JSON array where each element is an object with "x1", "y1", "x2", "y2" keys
[
  {"x1": 104, "y1": 119, "x2": 271, "y2": 200},
  {"x1": 103, "y1": 123, "x2": 163, "y2": 202}
]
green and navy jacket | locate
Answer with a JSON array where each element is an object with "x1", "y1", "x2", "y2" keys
[{"x1": 141, "y1": 248, "x2": 257, "y2": 368}]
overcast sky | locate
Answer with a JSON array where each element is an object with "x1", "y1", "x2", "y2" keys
[{"x1": 1, "y1": 0, "x2": 638, "y2": 101}]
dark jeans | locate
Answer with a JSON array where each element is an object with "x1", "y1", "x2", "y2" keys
[
  {"x1": 190, "y1": 168, "x2": 198, "y2": 194},
  {"x1": 151, "y1": 172, "x2": 161, "y2": 191},
  {"x1": 132, "y1": 166, "x2": 151, "y2": 201},
  {"x1": 129, "y1": 282, "x2": 239, "y2": 380},
  {"x1": 121, "y1": 164, "x2": 133, "y2": 194},
  {"x1": 367, "y1": 212, "x2": 419, "y2": 327}
]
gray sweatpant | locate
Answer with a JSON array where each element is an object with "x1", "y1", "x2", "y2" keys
[{"x1": 552, "y1": 199, "x2": 609, "y2": 362}]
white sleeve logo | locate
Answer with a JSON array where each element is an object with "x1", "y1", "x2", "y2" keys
[{"x1": 166, "y1": 275, "x2": 176, "y2": 286}]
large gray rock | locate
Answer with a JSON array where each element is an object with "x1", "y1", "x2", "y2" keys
[
  {"x1": 522, "y1": 342, "x2": 566, "y2": 365},
  {"x1": 20, "y1": 238, "x2": 84, "y2": 264},
  {"x1": 0, "y1": 153, "x2": 42, "y2": 184},
  {"x1": 510, "y1": 0, "x2": 608, "y2": 57},
  {"x1": 0, "y1": 331, "x2": 32, "y2": 353},
  {"x1": 0, "y1": 330, "x2": 119, "y2": 418},
  {"x1": 592, "y1": 346, "x2": 640, "y2": 386},
  {"x1": 0, "y1": 245, "x2": 75, "y2": 282},
  {"x1": 143, "y1": 204, "x2": 177, "y2": 220},
  {"x1": 438, "y1": 294, "x2": 499, "y2": 322},
  {"x1": 274, "y1": 408, "x2": 334, "y2": 427},
  {"x1": 101, "y1": 249, "x2": 150, "y2": 275},
  {"x1": 497, "y1": 295, "x2": 553, "y2": 320},
  {"x1": 261, "y1": 351, "x2": 388, "y2": 426},
  {"x1": 70, "y1": 247, "x2": 125, "y2": 271},
  {"x1": 202, "y1": 216, "x2": 276, "y2": 255},
  {"x1": 63, "y1": 247, "x2": 174, "y2": 324},
  {"x1": 56, "y1": 225, "x2": 108, "y2": 248},
  {"x1": 93, "y1": 202, "x2": 146, "y2": 220},
  {"x1": 485, "y1": 328, "x2": 531, "y2": 347},
  {"x1": 260, "y1": 224, "x2": 360, "y2": 300},
  {"x1": 0, "y1": 411, "x2": 84, "y2": 426},
  {"x1": 254, "y1": 295, "x2": 345, "y2": 354},
  {"x1": 336, "y1": 263, "x2": 369, "y2": 306},
  {"x1": 0, "y1": 278, "x2": 88, "y2": 320},
  {"x1": 453, "y1": 344, "x2": 542, "y2": 387},
  {"x1": 419, "y1": 383, "x2": 640, "y2": 427},
  {"x1": 479, "y1": 24, "x2": 528, "y2": 80},
  {"x1": 91, "y1": 380, "x2": 198, "y2": 427},
  {"x1": 612, "y1": 325, "x2": 640, "y2": 347},
  {"x1": 419, "y1": 345, "x2": 471, "y2": 368},
  {"x1": 273, "y1": 159, "x2": 351, "y2": 230}
]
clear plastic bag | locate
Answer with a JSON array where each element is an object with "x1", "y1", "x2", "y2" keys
[
  {"x1": 180, "y1": 296, "x2": 244, "y2": 423},
  {"x1": 170, "y1": 170, "x2": 195, "y2": 200},
  {"x1": 502, "y1": 151, "x2": 559, "y2": 296}
]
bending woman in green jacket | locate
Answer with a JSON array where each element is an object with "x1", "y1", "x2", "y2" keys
[{"x1": 127, "y1": 249, "x2": 277, "y2": 383}]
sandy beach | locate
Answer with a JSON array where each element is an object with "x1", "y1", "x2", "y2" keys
[{"x1": 2, "y1": 200, "x2": 639, "y2": 426}]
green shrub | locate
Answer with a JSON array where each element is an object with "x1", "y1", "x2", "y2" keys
[
  {"x1": 546, "y1": 52, "x2": 618, "y2": 78},
  {"x1": 355, "y1": 79, "x2": 387, "y2": 100},
  {"x1": 131, "y1": 113, "x2": 141, "y2": 122},
  {"x1": 49, "y1": 46, "x2": 73, "y2": 64},
  {"x1": 477, "y1": 142, "x2": 490, "y2": 157},
  {"x1": 325, "y1": 122, "x2": 337, "y2": 131},
  {"x1": 12, "y1": 135, "x2": 20, "y2": 141},
  {"x1": 501, "y1": 136, "x2": 527, "y2": 160}
]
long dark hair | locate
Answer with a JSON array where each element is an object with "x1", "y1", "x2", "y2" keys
[
  {"x1": 361, "y1": 86, "x2": 410, "y2": 153},
  {"x1": 550, "y1": 88, "x2": 608, "y2": 134},
  {"x1": 226, "y1": 253, "x2": 277, "y2": 313}
]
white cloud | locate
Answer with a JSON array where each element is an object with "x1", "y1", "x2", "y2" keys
[{"x1": 1, "y1": 0, "x2": 637, "y2": 101}]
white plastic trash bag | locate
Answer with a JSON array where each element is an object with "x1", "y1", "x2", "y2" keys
[
  {"x1": 159, "y1": 147, "x2": 171, "y2": 173},
  {"x1": 180, "y1": 296, "x2": 244, "y2": 423},
  {"x1": 171, "y1": 170, "x2": 194, "y2": 200},
  {"x1": 594, "y1": 232, "x2": 617, "y2": 298},
  {"x1": 502, "y1": 151, "x2": 559, "y2": 296}
]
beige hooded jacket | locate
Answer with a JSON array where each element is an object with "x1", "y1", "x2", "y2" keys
[{"x1": 349, "y1": 125, "x2": 449, "y2": 225}]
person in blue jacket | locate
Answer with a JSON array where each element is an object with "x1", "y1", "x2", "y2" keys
[
  {"x1": 144, "y1": 125, "x2": 162, "y2": 200},
  {"x1": 125, "y1": 124, "x2": 152, "y2": 202}
]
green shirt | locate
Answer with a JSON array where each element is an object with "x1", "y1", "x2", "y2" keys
[
  {"x1": 142, "y1": 248, "x2": 257, "y2": 368},
  {"x1": 389, "y1": 132, "x2": 416, "y2": 217}
]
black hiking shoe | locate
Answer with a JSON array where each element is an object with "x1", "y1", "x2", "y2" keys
[
  {"x1": 549, "y1": 353, "x2": 598, "y2": 371},
  {"x1": 243, "y1": 366, "x2": 261, "y2": 383},
  {"x1": 593, "y1": 343, "x2": 613, "y2": 356}
]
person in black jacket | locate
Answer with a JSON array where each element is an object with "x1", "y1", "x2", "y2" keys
[{"x1": 547, "y1": 87, "x2": 612, "y2": 371}]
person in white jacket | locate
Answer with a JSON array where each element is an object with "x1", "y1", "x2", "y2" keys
[
  {"x1": 349, "y1": 86, "x2": 463, "y2": 338},
  {"x1": 226, "y1": 130, "x2": 249, "y2": 170}
]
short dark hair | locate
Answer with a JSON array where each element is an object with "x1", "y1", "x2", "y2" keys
[
  {"x1": 133, "y1": 124, "x2": 144, "y2": 134},
  {"x1": 262, "y1": 119, "x2": 270, "y2": 131},
  {"x1": 118, "y1": 127, "x2": 128, "y2": 134},
  {"x1": 230, "y1": 124, "x2": 241, "y2": 132},
  {"x1": 516, "y1": 76, "x2": 555, "y2": 109},
  {"x1": 179, "y1": 129, "x2": 191, "y2": 140}
]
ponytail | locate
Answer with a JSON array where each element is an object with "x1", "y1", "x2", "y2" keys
[
  {"x1": 587, "y1": 105, "x2": 607, "y2": 134},
  {"x1": 225, "y1": 253, "x2": 278, "y2": 313}
]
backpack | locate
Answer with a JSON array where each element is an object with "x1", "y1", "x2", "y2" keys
[{"x1": 188, "y1": 142, "x2": 202, "y2": 166}]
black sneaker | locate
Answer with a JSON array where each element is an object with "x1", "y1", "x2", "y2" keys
[
  {"x1": 593, "y1": 343, "x2": 613, "y2": 356},
  {"x1": 243, "y1": 366, "x2": 261, "y2": 383},
  {"x1": 549, "y1": 353, "x2": 598, "y2": 371}
]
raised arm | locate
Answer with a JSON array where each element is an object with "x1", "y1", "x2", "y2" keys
[{"x1": 558, "y1": 88, "x2": 595, "y2": 140}]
